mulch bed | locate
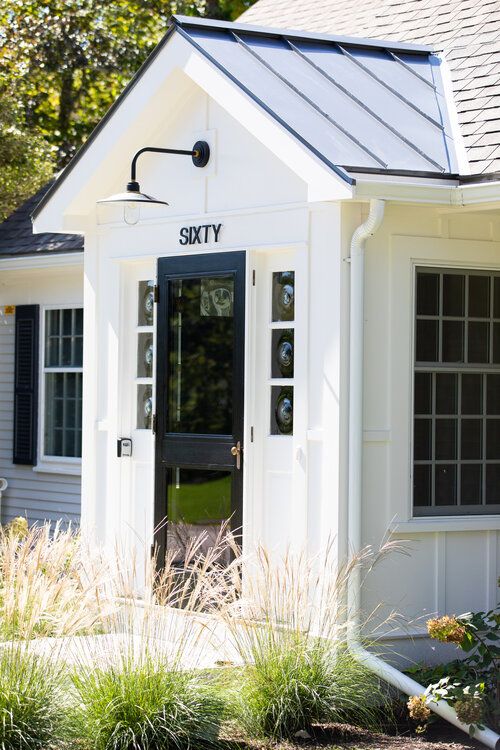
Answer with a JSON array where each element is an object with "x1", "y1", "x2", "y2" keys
[{"x1": 231, "y1": 721, "x2": 486, "y2": 750}]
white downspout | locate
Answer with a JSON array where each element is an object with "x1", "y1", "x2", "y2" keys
[{"x1": 346, "y1": 199, "x2": 500, "y2": 750}]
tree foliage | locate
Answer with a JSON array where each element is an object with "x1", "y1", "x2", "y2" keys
[
  {"x1": 0, "y1": 92, "x2": 54, "y2": 221},
  {"x1": 0, "y1": 0, "x2": 256, "y2": 218},
  {"x1": 0, "y1": 0, "x2": 256, "y2": 166}
]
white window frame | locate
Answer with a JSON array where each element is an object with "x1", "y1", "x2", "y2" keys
[
  {"x1": 412, "y1": 266, "x2": 500, "y2": 517},
  {"x1": 34, "y1": 303, "x2": 83, "y2": 476}
]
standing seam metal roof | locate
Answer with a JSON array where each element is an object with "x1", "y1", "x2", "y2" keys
[
  {"x1": 31, "y1": 15, "x2": 460, "y2": 221},
  {"x1": 176, "y1": 16, "x2": 458, "y2": 174},
  {"x1": 240, "y1": 0, "x2": 500, "y2": 175}
]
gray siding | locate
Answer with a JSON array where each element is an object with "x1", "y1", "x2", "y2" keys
[{"x1": 0, "y1": 319, "x2": 81, "y2": 525}]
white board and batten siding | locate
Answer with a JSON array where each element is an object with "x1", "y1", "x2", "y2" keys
[
  {"x1": 351, "y1": 201, "x2": 500, "y2": 659},
  {"x1": 0, "y1": 260, "x2": 83, "y2": 526}
]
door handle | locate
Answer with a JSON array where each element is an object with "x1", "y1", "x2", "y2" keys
[{"x1": 230, "y1": 440, "x2": 242, "y2": 470}]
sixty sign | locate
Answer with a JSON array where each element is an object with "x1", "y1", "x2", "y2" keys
[{"x1": 179, "y1": 223, "x2": 222, "y2": 246}]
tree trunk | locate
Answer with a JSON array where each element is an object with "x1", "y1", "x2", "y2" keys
[
  {"x1": 203, "y1": 0, "x2": 227, "y2": 20},
  {"x1": 58, "y1": 69, "x2": 75, "y2": 166}
]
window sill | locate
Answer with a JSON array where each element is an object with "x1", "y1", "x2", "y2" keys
[
  {"x1": 33, "y1": 461, "x2": 81, "y2": 477},
  {"x1": 391, "y1": 516, "x2": 500, "y2": 534}
]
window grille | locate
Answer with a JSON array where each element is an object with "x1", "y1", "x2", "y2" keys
[
  {"x1": 414, "y1": 268, "x2": 500, "y2": 515},
  {"x1": 43, "y1": 308, "x2": 83, "y2": 458}
]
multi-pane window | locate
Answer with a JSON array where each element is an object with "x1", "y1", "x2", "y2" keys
[
  {"x1": 43, "y1": 308, "x2": 83, "y2": 458},
  {"x1": 413, "y1": 269, "x2": 500, "y2": 515}
]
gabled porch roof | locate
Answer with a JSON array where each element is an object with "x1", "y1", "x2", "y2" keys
[{"x1": 32, "y1": 15, "x2": 461, "y2": 228}]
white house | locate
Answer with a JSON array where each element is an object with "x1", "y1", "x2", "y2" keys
[
  {"x1": 23, "y1": 13, "x2": 500, "y2": 663},
  {"x1": 0, "y1": 184, "x2": 83, "y2": 526}
]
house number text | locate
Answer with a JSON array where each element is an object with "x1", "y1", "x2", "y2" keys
[{"x1": 179, "y1": 223, "x2": 222, "y2": 246}]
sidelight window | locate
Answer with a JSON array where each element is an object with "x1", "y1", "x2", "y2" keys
[
  {"x1": 413, "y1": 268, "x2": 500, "y2": 515},
  {"x1": 136, "y1": 281, "x2": 154, "y2": 429},
  {"x1": 270, "y1": 271, "x2": 295, "y2": 435}
]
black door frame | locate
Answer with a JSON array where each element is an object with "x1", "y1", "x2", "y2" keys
[{"x1": 154, "y1": 251, "x2": 246, "y2": 563}]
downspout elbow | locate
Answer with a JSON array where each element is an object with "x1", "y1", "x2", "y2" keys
[{"x1": 350, "y1": 198, "x2": 386, "y2": 258}]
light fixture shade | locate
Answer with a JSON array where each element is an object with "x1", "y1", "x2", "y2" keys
[{"x1": 97, "y1": 190, "x2": 169, "y2": 206}]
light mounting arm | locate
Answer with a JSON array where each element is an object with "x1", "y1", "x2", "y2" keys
[{"x1": 128, "y1": 141, "x2": 210, "y2": 190}]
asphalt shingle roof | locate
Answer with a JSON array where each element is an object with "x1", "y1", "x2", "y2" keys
[
  {"x1": 0, "y1": 182, "x2": 83, "y2": 257},
  {"x1": 240, "y1": 0, "x2": 500, "y2": 175}
]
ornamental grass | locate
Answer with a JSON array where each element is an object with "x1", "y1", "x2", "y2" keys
[
  {"x1": 0, "y1": 519, "x2": 110, "y2": 640},
  {"x1": 0, "y1": 518, "x2": 405, "y2": 747},
  {"x1": 0, "y1": 641, "x2": 69, "y2": 750},
  {"x1": 69, "y1": 526, "x2": 235, "y2": 750},
  {"x1": 216, "y1": 542, "x2": 396, "y2": 740}
]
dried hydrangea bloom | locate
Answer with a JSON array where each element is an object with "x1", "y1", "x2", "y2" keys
[
  {"x1": 407, "y1": 694, "x2": 431, "y2": 723},
  {"x1": 5, "y1": 516, "x2": 29, "y2": 539},
  {"x1": 427, "y1": 615, "x2": 466, "y2": 644},
  {"x1": 454, "y1": 697, "x2": 483, "y2": 725}
]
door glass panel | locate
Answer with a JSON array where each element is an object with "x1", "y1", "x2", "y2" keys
[
  {"x1": 166, "y1": 468, "x2": 232, "y2": 566},
  {"x1": 168, "y1": 276, "x2": 234, "y2": 434}
]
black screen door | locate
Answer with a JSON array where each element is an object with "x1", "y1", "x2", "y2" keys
[{"x1": 154, "y1": 252, "x2": 245, "y2": 565}]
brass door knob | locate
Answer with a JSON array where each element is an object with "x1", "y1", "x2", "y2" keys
[{"x1": 230, "y1": 441, "x2": 242, "y2": 470}]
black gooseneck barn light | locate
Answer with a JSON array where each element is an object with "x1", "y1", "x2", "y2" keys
[{"x1": 98, "y1": 140, "x2": 210, "y2": 225}]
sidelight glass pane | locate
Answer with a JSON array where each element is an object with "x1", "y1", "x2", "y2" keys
[
  {"x1": 462, "y1": 374, "x2": 482, "y2": 415},
  {"x1": 416, "y1": 272, "x2": 439, "y2": 316},
  {"x1": 468, "y1": 321, "x2": 489, "y2": 363},
  {"x1": 469, "y1": 275, "x2": 490, "y2": 318},
  {"x1": 137, "y1": 333, "x2": 154, "y2": 378},
  {"x1": 436, "y1": 373, "x2": 457, "y2": 414},
  {"x1": 166, "y1": 468, "x2": 232, "y2": 566},
  {"x1": 137, "y1": 384, "x2": 153, "y2": 430},
  {"x1": 272, "y1": 272, "x2": 295, "y2": 322},
  {"x1": 443, "y1": 274, "x2": 465, "y2": 317},
  {"x1": 138, "y1": 281, "x2": 155, "y2": 326},
  {"x1": 414, "y1": 372, "x2": 432, "y2": 415},
  {"x1": 413, "y1": 464, "x2": 431, "y2": 506},
  {"x1": 416, "y1": 319, "x2": 438, "y2": 362},
  {"x1": 272, "y1": 329, "x2": 294, "y2": 378},
  {"x1": 435, "y1": 465, "x2": 457, "y2": 506},
  {"x1": 167, "y1": 277, "x2": 234, "y2": 435},
  {"x1": 271, "y1": 386, "x2": 293, "y2": 435},
  {"x1": 435, "y1": 419, "x2": 457, "y2": 460},
  {"x1": 442, "y1": 320, "x2": 464, "y2": 362}
]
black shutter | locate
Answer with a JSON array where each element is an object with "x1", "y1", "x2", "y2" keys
[{"x1": 13, "y1": 305, "x2": 39, "y2": 465}]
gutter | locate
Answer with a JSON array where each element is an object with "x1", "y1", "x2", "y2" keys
[{"x1": 346, "y1": 199, "x2": 500, "y2": 750}]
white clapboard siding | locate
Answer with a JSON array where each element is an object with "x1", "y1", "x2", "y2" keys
[{"x1": 0, "y1": 320, "x2": 81, "y2": 526}]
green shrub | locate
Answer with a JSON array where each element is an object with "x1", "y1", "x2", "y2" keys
[
  {"x1": 407, "y1": 605, "x2": 500, "y2": 734},
  {"x1": 0, "y1": 643, "x2": 68, "y2": 749},
  {"x1": 72, "y1": 654, "x2": 225, "y2": 750}
]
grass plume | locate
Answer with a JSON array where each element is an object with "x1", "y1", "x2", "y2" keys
[{"x1": 0, "y1": 519, "x2": 112, "y2": 640}]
